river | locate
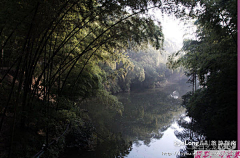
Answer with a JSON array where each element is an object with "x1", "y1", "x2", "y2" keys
[{"x1": 61, "y1": 82, "x2": 193, "y2": 158}]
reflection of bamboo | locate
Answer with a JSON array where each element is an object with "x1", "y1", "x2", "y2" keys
[
  {"x1": 192, "y1": 72, "x2": 197, "y2": 93},
  {"x1": 192, "y1": 73, "x2": 194, "y2": 93},
  {"x1": 195, "y1": 73, "x2": 196, "y2": 92},
  {"x1": 190, "y1": 117, "x2": 193, "y2": 140},
  {"x1": 190, "y1": 71, "x2": 196, "y2": 141}
]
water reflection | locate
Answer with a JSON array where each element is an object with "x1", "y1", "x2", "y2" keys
[
  {"x1": 115, "y1": 88, "x2": 184, "y2": 146},
  {"x1": 174, "y1": 116, "x2": 206, "y2": 158},
  {"x1": 125, "y1": 121, "x2": 185, "y2": 158},
  {"x1": 71, "y1": 84, "x2": 191, "y2": 158}
]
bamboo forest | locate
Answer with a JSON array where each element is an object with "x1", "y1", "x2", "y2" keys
[{"x1": 0, "y1": 0, "x2": 237, "y2": 158}]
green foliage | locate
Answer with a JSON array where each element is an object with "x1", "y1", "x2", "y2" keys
[
  {"x1": 170, "y1": 0, "x2": 237, "y2": 140},
  {"x1": 0, "y1": 0, "x2": 168, "y2": 157},
  {"x1": 114, "y1": 44, "x2": 186, "y2": 91},
  {"x1": 96, "y1": 89, "x2": 124, "y2": 113},
  {"x1": 3, "y1": 0, "x2": 230, "y2": 157}
]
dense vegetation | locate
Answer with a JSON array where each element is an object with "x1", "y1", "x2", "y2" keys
[
  {"x1": 168, "y1": 0, "x2": 237, "y2": 141},
  {"x1": 0, "y1": 0, "x2": 183, "y2": 157},
  {"x1": 0, "y1": 0, "x2": 237, "y2": 157},
  {"x1": 102, "y1": 44, "x2": 186, "y2": 93}
]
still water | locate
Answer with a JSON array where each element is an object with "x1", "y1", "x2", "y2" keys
[
  {"x1": 125, "y1": 121, "x2": 185, "y2": 158},
  {"x1": 62, "y1": 83, "x2": 192, "y2": 158},
  {"x1": 114, "y1": 85, "x2": 190, "y2": 158}
]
